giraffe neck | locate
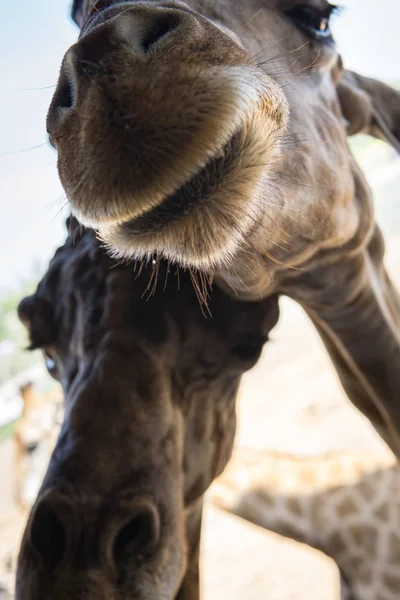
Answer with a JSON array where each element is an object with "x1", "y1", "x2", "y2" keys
[{"x1": 210, "y1": 448, "x2": 399, "y2": 599}]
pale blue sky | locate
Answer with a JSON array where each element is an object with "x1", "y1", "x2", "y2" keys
[{"x1": 0, "y1": 1, "x2": 399, "y2": 292}]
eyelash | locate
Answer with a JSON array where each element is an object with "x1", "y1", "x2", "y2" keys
[
  {"x1": 285, "y1": 3, "x2": 341, "y2": 42},
  {"x1": 327, "y1": 4, "x2": 341, "y2": 18}
]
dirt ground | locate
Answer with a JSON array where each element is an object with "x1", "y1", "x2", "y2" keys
[{"x1": 1, "y1": 237, "x2": 399, "y2": 599}]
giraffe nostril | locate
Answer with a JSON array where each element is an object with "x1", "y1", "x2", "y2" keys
[
  {"x1": 113, "y1": 503, "x2": 160, "y2": 563},
  {"x1": 27, "y1": 490, "x2": 77, "y2": 571},
  {"x1": 46, "y1": 62, "x2": 76, "y2": 136},
  {"x1": 140, "y1": 14, "x2": 180, "y2": 52},
  {"x1": 116, "y1": 11, "x2": 182, "y2": 55},
  {"x1": 57, "y1": 78, "x2": 75, "y2": 111},
  {"x1": 106, "y1": 499, "x2": 161, "y2": 572}
]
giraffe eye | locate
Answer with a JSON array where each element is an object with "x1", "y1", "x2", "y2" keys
[
  {"x1": 43, "y1": 350, "x2": 59, "y2": 380},
  {"x1": 285, "y1": 4, "x2": 339, "y2": 42}
]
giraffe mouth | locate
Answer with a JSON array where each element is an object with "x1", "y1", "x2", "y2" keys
[
  {"x1": 94, "y1": 91, "x2": 287, "y2": 269},
  {"x1": 114, "y1": 128, "x2": 241, "y2": 238}
]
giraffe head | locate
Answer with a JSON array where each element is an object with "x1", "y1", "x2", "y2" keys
[
  {"x1": 15, "y1": 218, "x2": 280, "y2": 599},
  {"x1": 16, "y1": 227, "x2": 187, "y2": 599},
  {"x1": 46, "y1": 0, "x2": 400, "y2": 278}
]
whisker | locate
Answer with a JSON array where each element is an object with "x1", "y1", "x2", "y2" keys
[
  {"x1": 52, "y1": 199, "x2": 69, "y2": 222},
  {"x1": 0, "y1": 143, "x2": 47, "y2": 157},
  {"x1": 46, "y1": 194, "x2": 68, "y2": 210},
  {"x1": 256, "y1": 41, "x2": 310, "y2": 68},
  {"x1": 17, "y1": 85, "x2": 56, "y2": 91},
  {"x1": 163, "y1": 261, "x2": 171, "y2": 292},
  {"x1": 189, "y1": 268, "x2": 211, "y2": 316},
  {"x1": 246, "y1": 9, "x2": 263, "y2": 26},
  {"x1": 142, "y1": 258, "x2": 157, "y2": 300}
]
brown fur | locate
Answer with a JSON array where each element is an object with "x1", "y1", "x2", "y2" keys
[
  {"x1": 15, "y1": 1, "x2": 400, "y2": 598},
  {"x1": 46, "y1": 1, "x2": 400, "y2": 455},
  {"x1": 16, "y1": 220, "x2": 279, "y2": 599}
]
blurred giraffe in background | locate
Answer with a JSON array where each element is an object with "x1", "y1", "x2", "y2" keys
[
  {"x1": 13, "y1": 382, "x2": 61, "y2": 512},
  {"x1": 210, "y1": 446, "x2": 400, "y2": 600}
]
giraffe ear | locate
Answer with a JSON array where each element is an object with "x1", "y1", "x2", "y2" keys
[
  {"x1": 71, "y1": 0, "x2": 86, "y2": 27},
  {"x1": 18, "y1": 295, "x2": 56, "y2": 351},
  {"x1": 337, "y1": 68, "x2": 400, "y2": 153},
  {"x1": 71, "y1": 0, "x2": 114, "y2": 28}
]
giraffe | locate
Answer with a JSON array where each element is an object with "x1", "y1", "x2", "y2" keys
[
  {"x1": 210, "y1": 446, "x2": 400, "y2": 600},
  {"x1": 15, "y1": 220, "x2": 280, "y2": 600},
  {"x1": 13, "y1": 382, "x2": 61, "y2": 512},
  {"x1": 15, "y1": 221, "x2": 400, "y2": 600},
  {"x1": 14, "y1": 0, "x2": 400, "y2": 597},
  {"x1": 47, "y1": 0, "x2": 400, "y2": 456},
  {"x1": 0, "y1": 384, "x2": 62, "y2": 599}
]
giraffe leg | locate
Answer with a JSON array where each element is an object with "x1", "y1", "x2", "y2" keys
[
  {"x1": 283, "y1": 225, "x2": 400, "y2": 456},
  {"x1": 175, "y1": 498, "x2": 203, "y2": 600}
]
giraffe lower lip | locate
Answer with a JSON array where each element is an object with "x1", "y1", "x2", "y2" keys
[{"x1": 116, "y1": 128, "x2": 241, "y2": 237}]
